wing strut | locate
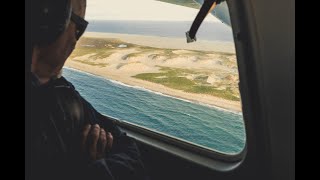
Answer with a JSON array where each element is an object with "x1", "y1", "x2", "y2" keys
[{"x1": 186, "y1": 0, "x2": 221, "y2": 43}]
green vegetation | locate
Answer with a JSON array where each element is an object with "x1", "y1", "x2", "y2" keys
[
  {"x1": 70, "y1": 37, "x2": 137, "y2": 60},
  {"x1": 133, "y1": 67, "x2": 240, "y2": 101},
  {"x1": 123, "y1": 52, "x2": 147, "y2": 59},
  {"x1": 187, "y1": 86, "x2": 240, "y2": 101},
  {"x1": 76, "y1": 60, "x2": 108, "y2": 67},
  {"x1": 70, "y1": 47, "x2": 114, "y2": 60}
]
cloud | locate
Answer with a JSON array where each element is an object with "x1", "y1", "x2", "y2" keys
[{"x1": 86, "y1": 0, "x2": 219, "y2": 22}]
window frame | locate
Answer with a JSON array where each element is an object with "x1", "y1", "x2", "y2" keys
[{"x1": 102, "y1": 113, "x2": 247, "y2": 171}]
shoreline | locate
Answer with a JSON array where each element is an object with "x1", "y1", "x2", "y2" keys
[{"x1": 64, "y1": 62, "x2": 242, "y2": 113}]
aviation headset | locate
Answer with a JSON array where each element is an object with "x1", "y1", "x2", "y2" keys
[{"x1": 32, "y1": 0, "x2": 72, "y2": 46}]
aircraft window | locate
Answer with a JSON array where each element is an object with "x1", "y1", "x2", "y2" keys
[{"x1": 64, "y1": 0, "x2": 245, "y2": 155}]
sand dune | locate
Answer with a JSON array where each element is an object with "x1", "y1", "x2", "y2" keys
[
  {"x1": 117, "y1": 62, "x2": 158, "y2": 74},
  {"x1": 65, "y1": 33, "x2": 242, "y2": 112}
]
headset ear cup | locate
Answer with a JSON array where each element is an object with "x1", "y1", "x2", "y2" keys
[{"x1": 33, "y1": 0, "x2": 72, "y2": 46}]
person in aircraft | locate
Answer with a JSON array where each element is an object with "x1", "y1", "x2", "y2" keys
[{"x1": 29, "y1": 0, "x2": 149, "y2": 179}]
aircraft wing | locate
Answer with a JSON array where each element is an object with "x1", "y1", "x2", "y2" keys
[{"x1": 156, "y1": 0, "x2": 231, "y2": 26}]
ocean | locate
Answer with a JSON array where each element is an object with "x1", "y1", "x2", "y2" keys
[
  {"x1": 63, "y1": 68, "x2": 245, "y2": 154},
  {"x1": 86, "y1": 20, "x2": 234, "y2": 42}
]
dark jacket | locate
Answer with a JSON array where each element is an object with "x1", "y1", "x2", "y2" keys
[{"x1": 29, "y1": 73, "x2": 148, "y2": 180}]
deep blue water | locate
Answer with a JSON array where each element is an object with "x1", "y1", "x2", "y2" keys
[
  {"x1": 86, "y1": 20, "x2": 234, "y2": 42},
  {"x1": 63, "y1": 68, "x2": 245, "y2": 154}
]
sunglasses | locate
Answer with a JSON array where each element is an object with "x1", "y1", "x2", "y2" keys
[{"x1": 70, "y1": 12, "x2": 89, "y2": 40}]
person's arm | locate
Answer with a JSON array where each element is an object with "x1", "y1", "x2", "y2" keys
[
  {"x1": 79, "y1": 93, "x2": 149, "y2": 180},
  {"x1": 81, "y1": 98, "x2": 123, "y2": 137},
  {"x1": 52, "y1": 76, "x2": 148, "y2": 179}
]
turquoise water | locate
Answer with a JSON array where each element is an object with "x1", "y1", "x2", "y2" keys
[{"x1": 63, "y1": 68, "x2": 245, "y2": 154}]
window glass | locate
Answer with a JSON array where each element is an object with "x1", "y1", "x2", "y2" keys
[{"x1": 64, "y1": 0, "x2": 245, "y2": 154}]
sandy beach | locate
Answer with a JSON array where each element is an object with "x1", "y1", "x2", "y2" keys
[{"x1": 65, "y1": 32, "x2": 242, "y2": 112}]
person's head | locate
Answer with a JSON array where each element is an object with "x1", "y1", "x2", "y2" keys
[{"x1": 32, "y1": 0, "x2": 87, "y2": 83}]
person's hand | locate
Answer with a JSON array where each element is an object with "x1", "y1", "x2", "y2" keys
[{"x1": 81, "y1": 124, "x2": 113, "y2": 162}]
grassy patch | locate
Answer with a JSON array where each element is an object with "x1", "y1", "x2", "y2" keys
[
  {"x1": 134, "y1": 72, "x2": 195, "y2": 91},
  {"x1": 123, "y1": 52, "x2": 148, "y2": 60},
  {"x1": 70, "y1": 47, "x2": 114, "y2": 60},
  {"x1": 76, "y1": 60, "x2": 108, "y2": 67},
  {"x1": 133, "y1": 67, "x2": 240, "y2": 101},
  {"x1": 186, "y1": 86, "x2": 240, "y2": 101},
  {"x1": 70, "y1": 37, "x2": 137, "y2": 59}
]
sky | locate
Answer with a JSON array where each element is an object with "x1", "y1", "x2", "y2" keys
[{"x1": 85, "y1": 0, "x2": 219, "y2": 22}]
